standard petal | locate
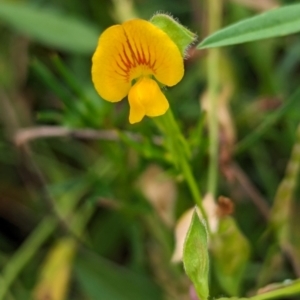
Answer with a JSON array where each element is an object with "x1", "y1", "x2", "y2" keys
[
  {"x1": 128, "y1": 77, "x2": 169, "y2": 124},
  {"x1": 123, "y1": 19, "x2": 184, "y2": 86},
  {"x1": 91, "y1": 25, "x2": 132, "y2": 102}
]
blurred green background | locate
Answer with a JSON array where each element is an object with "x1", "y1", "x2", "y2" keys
[{"x1": 0, "y1": 0, "x2": 300, "y2": 299}]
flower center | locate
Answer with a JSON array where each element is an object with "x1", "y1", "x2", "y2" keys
[{"x1": 116, "y1": 29, "x2": 157, "y2": 83}]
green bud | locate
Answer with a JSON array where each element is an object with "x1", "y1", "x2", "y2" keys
[
  {"x1": 150, "y1": 13, "x2": 197, "y2": 56},
  {"x1": 183, "y1": 209, "x2": 209, "y2": 300}
]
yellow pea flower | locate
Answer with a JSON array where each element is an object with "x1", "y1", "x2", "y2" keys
[{"x1": 91, "y1": 19, "x2": 184, "y2": 124}]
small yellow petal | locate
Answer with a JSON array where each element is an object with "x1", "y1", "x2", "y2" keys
[
  {"x1": 128, "y1": 77, "x2": 169, "y2": 124},
  {"x1": 128, "y1": 91, "x2": 146, "y2": 124},
  {"x1": 91, "y1": 25, "x2": 131, "y2": 102}
]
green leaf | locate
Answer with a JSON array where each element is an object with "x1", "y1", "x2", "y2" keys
[
  {"x1": 270, "y1": 125, "x2": 300, "y2": 271},
  {"x1": 0, "y1": 2, "x2": 99, "y2": 54},
  {"x1": 234, "y1": 86, "x2": 300, "y2": 155},
  {"x1": 216, "y1": 298, "x2": 248, "y2": 300},
  {"x1": 74, "y1": 249, "x2": 162, "y2": 300},
  {"x1": 150, "y1": 14, "x2": 197, "y2": 55},
  {"x1": 183, "y1": 210, "x2": 209, "y2": 300},
  {"x1": 198, "y1": 4, "x2": 300, "y2": 49},
  {"x1": 211, "y1": 217, "x2": 250, "y2": 296}
]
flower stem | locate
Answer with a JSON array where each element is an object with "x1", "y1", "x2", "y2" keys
[
  {"x1": 0, "y1": 217, "x2": 56, "y2": 300},
  {"x1": 206, "y1": 0, "x2": 222, "y2": 197},
  {"x1": 154, "y1": 110, "x2": 209, "y2": 229},
  {"x1": 249, "y1": 279, "x2": 300, "y2": 300}
]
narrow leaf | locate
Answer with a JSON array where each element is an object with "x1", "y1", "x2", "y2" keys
[
  {"x1": 270, "y1": 124, "x2": 300, "y2": 241},
  {"x1": 198, "y1": 4, "x2": 300, "y2": 49},
  {"x1": 34, "y1": 238, "x2": 77, "y2": 300},
  {"x1": 183, "y1": 210, "x2": 209, "y2": 300},
  {"x1": 0, "y1": 2, "x2": 99, "y2": 54},
  {"x1": 270, "y1": 124, "x2": 300, "y2": 271}
]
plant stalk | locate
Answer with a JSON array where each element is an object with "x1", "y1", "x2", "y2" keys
[
  {"x1": 249, "y1": 279, "x2": 300, "y2": 300},
  {"x1": 206, "y1": 0, "x2": 222, "y2": 197}
]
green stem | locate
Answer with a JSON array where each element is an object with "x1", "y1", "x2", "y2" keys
[
  {"x1": 249, "y1": 279, "x2": 300, "y2": 300},
  {"x1": 154, "y1": 110, "x2": 209, "y2": 229},
  {"x1": 207, "y1": 0, "x2": 222, "y2": 197},
  {"x1": 216, "y1": 280, "x2": 300, "y2": 299},
  {"x1": 180, "y1": 157, "x2": 206, "y2": 217},
  {"x1": 0, "y1": 217, "x2": 57, "y2": 300}
]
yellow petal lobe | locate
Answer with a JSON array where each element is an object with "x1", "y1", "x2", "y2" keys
[
  {"x1": 122, "y1": 19, "x2": 184, "y2": 86},
  {"x1": 128, "y1": 77, "x2": 169, "y2": 124},
  {"x1": 91, "y1": 25, "x2": 131, "y2": 102}
]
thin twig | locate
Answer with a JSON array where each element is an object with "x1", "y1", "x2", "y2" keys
[
  {"x1": 14, "y1": 126, "x2": 162, "y2": 146},
  {"x1": 230, "y1": 161, "x2": 270, "y2": 219}
]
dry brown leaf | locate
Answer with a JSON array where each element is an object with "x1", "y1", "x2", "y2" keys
[
  {"x1": 201, "y1": 83, "x2": 236, "y2": 153},
  {"x1": 171, "y1": 194, "x2": 219, "y2": 262},
  {"x1": 217, "y1": 196, "x2": 235, "y2": 217},
  {"x1": 138, "y1": 164, "x2": 177, "y2": 227},
  {"x1": 171, "y1": 207, "x2": 194, "y2": 263},
  {"x1": 202, "y1": 193, "x2": 219, "y2": 233}
]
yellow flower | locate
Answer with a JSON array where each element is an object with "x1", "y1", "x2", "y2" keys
[{"x1": 91, "y1": 19, "x2": 184, "y2": 124}]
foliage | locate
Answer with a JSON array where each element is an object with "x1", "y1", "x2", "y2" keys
[{"x1": 0, "y1": 0, "x2": 300, "y2": 299}]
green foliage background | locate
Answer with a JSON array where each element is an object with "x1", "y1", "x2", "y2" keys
[{"x1": 0, "y1": 0, "x2": 300, "y2": 299}]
